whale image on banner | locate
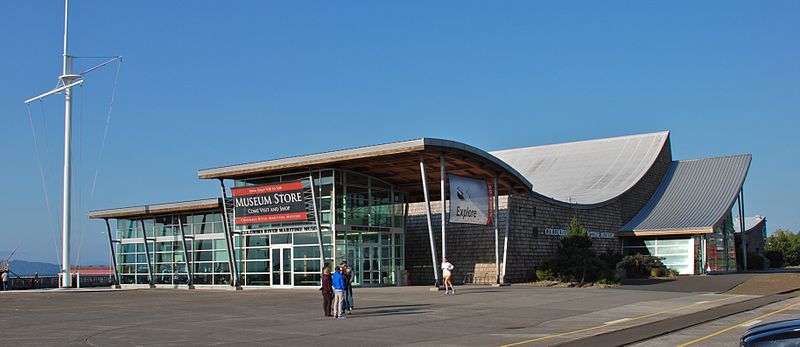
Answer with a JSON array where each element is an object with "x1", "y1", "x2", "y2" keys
[{"x1": 449, "y1": 174, "x2": 494, "y2": 225}]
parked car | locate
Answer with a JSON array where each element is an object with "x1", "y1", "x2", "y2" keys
[{"x1": 740, "y1": 319, "x2": 800, "y2": 346}]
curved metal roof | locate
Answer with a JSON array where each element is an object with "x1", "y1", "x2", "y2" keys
[
  {"x1": 734, "y1": 216, "x2": 766, "y2": 233},
  {"x1": 197, "y1": 138, "x2": 533, "y2": 202},
  {"x1": 619, "y1": 154, "x2": 752, "y2": 235},
  {"x1": 491, "y1": 131, "x2": 670, "y2": 205}
]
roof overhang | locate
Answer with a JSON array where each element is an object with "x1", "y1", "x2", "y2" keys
[
  {"x1": 617, "y1": 227, "x2": 714, "y2": 237},
  {"x1": 89, "y1": 198, "x2": 221, "y2": 220},
  {"x1": 197, "y1": 138, "x2": 533, "y2": 202}
]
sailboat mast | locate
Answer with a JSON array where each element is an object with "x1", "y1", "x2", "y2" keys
[{"x1": 60, "y1": 0, "x2": 74, "y2": 288}]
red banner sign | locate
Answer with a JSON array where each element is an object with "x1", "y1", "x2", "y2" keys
[{"x1": 231, "y1": 181, "x2": 307, "y2": 225}]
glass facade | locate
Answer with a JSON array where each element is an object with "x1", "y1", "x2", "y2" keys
[
  {"x1": 705, "y1": 213, "x2": 737, "y2": 272},
  {"x1": 115, "y1": 169, "x2": 406, "y2": 288},
  {"x1": 622, "y1": 213, "x2": 739, "y2": 275},
  {"x1": 622, "y1": 237, "x2": 695, "y2": 275},
  {"x1": 116, "y1": 213, "x2": 229, "y2": 285}
]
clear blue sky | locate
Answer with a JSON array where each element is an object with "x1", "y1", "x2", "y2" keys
[{"x1": 1, "y1": 1, "x2": 797, "y2": 265}]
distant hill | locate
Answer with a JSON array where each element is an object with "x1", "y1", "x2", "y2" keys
[{"x1": 8, "y1": 260, "x2": 59, "y2": 276}]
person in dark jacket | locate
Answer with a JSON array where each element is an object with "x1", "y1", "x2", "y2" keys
[
  {"x1": 341, "y1": 261, "x2": 354, "y2": 311},
  {"x1": 332, "y1": 265, "x2": 347, "y2": 319},
  {"x1": 320, "y1": 267, "x2": 333, "y2": 317}
]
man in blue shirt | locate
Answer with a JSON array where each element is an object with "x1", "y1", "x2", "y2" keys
[{"x1": 332, "y1": 265, "x2": 347, "y2": 319}]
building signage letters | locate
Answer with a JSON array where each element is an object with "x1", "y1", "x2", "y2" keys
[
  {"x1": 449, "y1": 174, "x2": 494, "y2": 225},
  {"x1": 231, "y1": 181, "x2": 307, "y2": 225},
  {"x1": 542, "y1": 228, "x2": 615, "y2": 239},
  {"x1": 241, "y1": 225, "x2": 322, "y2": 235}
]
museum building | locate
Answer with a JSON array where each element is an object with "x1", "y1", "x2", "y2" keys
[{"x1": 89, "y1": 131, "x2": 754, "y2": 289}]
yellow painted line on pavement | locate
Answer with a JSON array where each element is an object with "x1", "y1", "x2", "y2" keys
[
  {"x1": 676, "y1": 300, "x2": 800, "y2": 347},
  {"x1": 501, "y1": 295, "x2": 739, "y2": 347}
]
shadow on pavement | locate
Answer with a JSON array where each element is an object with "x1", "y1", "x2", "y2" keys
[
  {"x1": 617, "y1": 273, "x2": 756, "y2": 293},
  {"x1": 347, "y1": 304, "x2": 432, "y2": 317}
]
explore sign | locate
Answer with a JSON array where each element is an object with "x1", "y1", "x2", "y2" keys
[
  {"x1": 449, "y1": 174, "x2": 494, "y2": 225},
  {"x1": 231, "y1": 181, "x2": 307, "y2": 225}
]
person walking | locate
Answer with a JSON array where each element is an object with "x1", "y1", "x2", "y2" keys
[
  {"x1": 320, "y1": 267, "x2": 333, "y2": 317},
  {"x1": 341, "y1": 261, "x2": 354, "y2": 312},
  {"x1": 332, "y1": 265, "x2": 347, "y2": 319},
  {"x1": 1, "y1": 270, "x2": 8, "y2": 291},
  {"x1": 441, "y1": 257, "x2": 455, "y2": 295}
]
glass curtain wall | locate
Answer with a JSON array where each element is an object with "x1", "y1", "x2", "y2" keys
[
  {"x1": 335, "y1": 231, "x2": 404, "y2": 286},
  {"x1": 233, "y1": 170, "x2": 335, "y2": 287},
  {"x1": 115, "y1": 169, "x2": 406, "y2": 288},
  {"x1": 116, "y1": 212, "x2": 228, "y2": 286},
  {"x1": 233, "y1": 169, "x2": 405, "y2": 287}
]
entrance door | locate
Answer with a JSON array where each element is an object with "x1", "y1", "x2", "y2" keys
[
  {"x1": 271, "y1": 245, "x2": 292, "y2": 288},
  {"x1": 361, "y1": 244, "x2": 380, "y2": 285}
]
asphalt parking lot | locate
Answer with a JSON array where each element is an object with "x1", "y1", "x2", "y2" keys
[{"x1": 0, "y1": 283, "x2": 768, "y2": 347}]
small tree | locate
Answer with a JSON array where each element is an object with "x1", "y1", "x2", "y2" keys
[
  {"x1": 551, "y1": 217, "x2": 600, "y2": 284},
  {"x1": 567, "y1": 216, "x2": 588, "y2": 237}
]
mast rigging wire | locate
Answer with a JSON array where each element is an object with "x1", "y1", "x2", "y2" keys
[
  {"x1": 76, "y1": 58, "x2": 123, "y2": 267},
  {"x1": 26, "y1": 104, "x2": 63, "y2": 268}
]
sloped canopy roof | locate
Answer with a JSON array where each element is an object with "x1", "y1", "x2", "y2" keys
[
  {"x1": 89, "y1": 198, "x2": 222, "y2": 219},
  {"x1": 491, "y1": 131, "x2": 670, "y2": 205},
  {"x1": 197, "y1": 138, "x2": 533, "y2": 202},
  {"x1": 619, "y1": 154, "x2": 752, "y2": 235}
]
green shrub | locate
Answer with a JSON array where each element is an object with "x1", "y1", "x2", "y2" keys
[
  {"x1": 765, "y1": 250, "x2": 784, "y2": 268},
  {"x1": 535, "y1": 268, "x2": 555, "y2": 281},
  {"x1": 599, "y1": 249, "x2": 624, "y2": 280},
  {"x1": 746, "y1": 252, "x2": 765, "y2": 270},
  {"x1": 765, "y1": 229, "x2": 800, "y2": 266},
  {"x1": 616, "y1": 253, "x2": 667, "y2": 278}
]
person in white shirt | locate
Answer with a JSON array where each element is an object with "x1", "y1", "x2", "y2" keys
[{"x1": 441, "y1": 257, "x2": 455, "y2": 295}]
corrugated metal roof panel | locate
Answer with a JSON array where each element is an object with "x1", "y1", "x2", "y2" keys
[
  {"x1": 620, "y1": 154, "x2": 752, "y2": 233},
  {"x1": 491, "y1": 131, "x2": 669, "y2": 205}
]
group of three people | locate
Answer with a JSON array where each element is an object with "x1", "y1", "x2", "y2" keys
[{"x1": 321, "y1": 261, "x2": 354, "y2": 319}]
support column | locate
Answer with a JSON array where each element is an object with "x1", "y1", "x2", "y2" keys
[
  {"x1": 501, "y1": 194, "x2": 511, "y2": 284},
  {"x1": 309, "y1": 173, "x2": 326, "y2": 274},
  {"x1": 218, "y1": 179, "x2": 241, "y2": 289},
  {"x1": 440, "y1": 154, "x2": 446, "y2": 260},
  {"x1": 493, "y1": 176, "x2": 500, "y2": 285},
  {"x1": 176, "y1": 216, "x2": 194, "y2": 289},
  {"x1": 103, "y1": 219, "x2": 121, "y2": 288},
  {"x1": 419, "y1": 154, "x2": 440, "y2": 287},
  {"x1": 702, "y1": 235, "x2": 708, "y2": 273},
  {"x1": 738, "y1": 189, "x2": 748, "y2": 271},
  {"x1": 138, "y1": 219, "x2": 155, "y2": 287}
]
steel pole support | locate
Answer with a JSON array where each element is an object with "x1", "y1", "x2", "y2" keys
[
  {"x1": 739, "y1": 189, "x2": 748, "y2": 271},
  {"x1": 177, "y1": 217, "x2": 194, "y2": 289},
  {"x1": 419, "y1": 154, "x2": 440, "y2": 287},
  {"x1": 104, "y1": 219, "x2": 121, "y2": 288},
  {"x1": 440, "y1": 154, "x2": 446, "y2": 261},
  {"x1": 139, "y1": 219, "x2": 155, "y2": 287},
  {"x1": 309, "y1": 173, "x2": 326, "y2": 274},
  {"x1": 218, "y1": 179, "x2": 241, "y2": 289},
  {"x1": 501, "y1": 194, "x2": 511, "y2": 284},
  {"x1": 493, "y1": 176, "x2": 500, "y2": 285}
]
